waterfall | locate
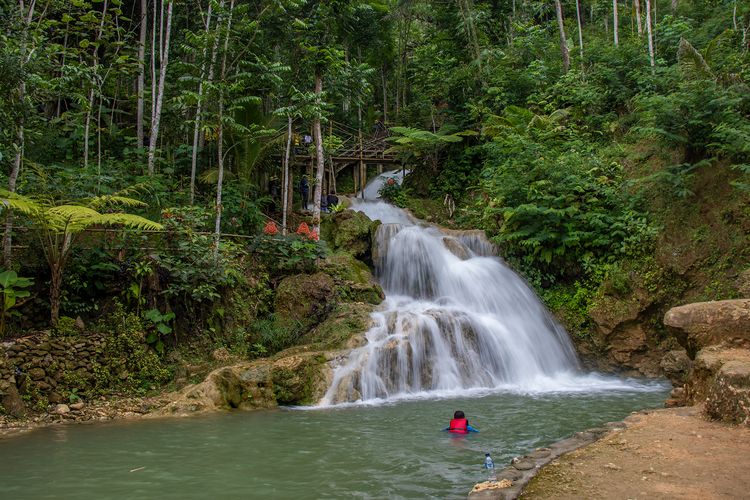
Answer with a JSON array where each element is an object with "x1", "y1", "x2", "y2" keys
[{"x1": 320, "y1": 172, "x2": 581, "y2": 405}]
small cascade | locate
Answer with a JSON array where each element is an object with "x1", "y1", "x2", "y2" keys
[{"x1": 322, "y1": 172, "x2": 581, "y2": 405}]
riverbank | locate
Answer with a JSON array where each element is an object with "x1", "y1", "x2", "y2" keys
[
  {"x1": 0, "y1": 394, "x2": 171, "y2": 440},
  {"x1": 470, "y1": 404, "x2": 750, "y2": 499}
]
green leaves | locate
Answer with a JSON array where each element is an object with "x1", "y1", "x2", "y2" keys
[{"x1": 0, "y1": 270, "x2": 34, "y2": 335}]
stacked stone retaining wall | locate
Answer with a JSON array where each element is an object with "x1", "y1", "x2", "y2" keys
[{"x1": 1, "y1": 333, "x2": 106, "y2": 416}]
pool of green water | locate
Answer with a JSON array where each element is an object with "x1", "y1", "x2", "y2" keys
[{"x1": 0, "y1": 382, "x2": 669, "y2": 499}]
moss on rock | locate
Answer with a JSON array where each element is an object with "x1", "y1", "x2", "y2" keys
[
  {"x1": 304, "y1": 302, "x2": 375, "y2": 350},
  {"x1": 321, "y1": 210, "x2": 380, "y2": 262},
  {"x1": 318, "y1": 252, "x2": 384, "y2": 305},
  {"x1": 273, "y1": 272, "x2": 336, "y2": 332}
]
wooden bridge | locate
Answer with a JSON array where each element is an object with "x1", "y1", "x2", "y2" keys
[{"x1": 290, "y1": 120, "x2": 400, "y2": 195}]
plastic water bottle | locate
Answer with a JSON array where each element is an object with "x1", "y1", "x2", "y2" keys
[{"x1": 484, "y1": 453, "x2": 496, "y2": 481}]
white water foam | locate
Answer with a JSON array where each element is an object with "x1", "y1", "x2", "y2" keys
[{"x1": 319, "y1": 171, "x2": 663, "y2": 407}]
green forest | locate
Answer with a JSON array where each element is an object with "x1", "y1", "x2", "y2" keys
[{"x1": 1, "y1": 0, "x2": 749, "y2": 400}]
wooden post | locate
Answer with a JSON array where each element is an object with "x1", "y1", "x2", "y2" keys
[
  {"x1": 377, "y1": 163, "x2": 383, "y2": 174},
  {"x1": 358, "y1": 129, "x2": 364, "y2": 198}
]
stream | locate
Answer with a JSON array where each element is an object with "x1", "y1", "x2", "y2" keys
[{"x1": 0, "y1": 171, "x2": 671, "y2": 498}]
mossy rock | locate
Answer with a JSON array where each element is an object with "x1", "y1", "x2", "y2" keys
[
  {"x1": 271, "y1": 353, "x2": 331, "y2": 405},
  {"x1": 304, "y1": 302, "x2": 375, "y2": 350},
  {"x1": 321, "y1": 210, "x2": 380, "y2": 261},
  {"x1": 319, "y1": 252, "x2": 384, "y2": 305},
  {"x1": 274, "y1": 272, "x2": 336, "y2": 332}
]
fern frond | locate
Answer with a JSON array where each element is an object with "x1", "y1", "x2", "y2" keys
[{"x1": 677, "y1": 37, "x2": 714, "y2": 80}]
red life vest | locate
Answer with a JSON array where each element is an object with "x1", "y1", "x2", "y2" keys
[{"x1": 448, "y1": 418, "x2": 468, "y2": 434}]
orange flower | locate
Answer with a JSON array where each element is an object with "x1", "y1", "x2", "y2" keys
[
  {"x1": 263, "y1": 221, "x2": 279, "y2": 235},
  {"x1": 296, "y1": 222, "x2": 311, "y2": 236},
  {"x1": 309, "y1": 229, "x2": 319, "y2": 241},
  {"x1": 386, "y1": 178, "x2": 396, "y2": 186}
]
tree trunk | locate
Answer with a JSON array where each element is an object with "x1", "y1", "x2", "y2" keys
[
  {"x1": 213, "y1": 0, "x2": 235, "y2": 260},
  {"x1": 282, "y1": 115, "x2": 292, "y2": 235},
  {"x1": 49, "y1": 262, "x2": 62, "y2": 325},
  {"x1": 613, "y1": 0, "x2": 619, "y2": 47},
  {"x1": 554, "y1": 0, "x2": 570, "y2": 73},
  {"x1": 671, "y1": 0, "x2": 677, "y2": 12},
  {"x1": 48, "y1": 233, "x2": 72, "y2": 325},
  {"x1": 190, "y1": 2, "x2": 217, "y2": 205},
  {"x1": 83, "y1": 0, "x2": 109, "y2": 171},
  {"x1": 4, "y1": 0, "x2": 36, "y2": 267},
  {"x1": 576, "y1": 0, "x2": 584, "y2": 60},
  {"x1": 312, "y1": 71, "x2": 325, "y2": 232},
  {"x1": 137, "y1": 0, "x2": 147, "y2": 149},
  {"x1": 147, "y1": 0, "x2": 173, "y2": 175},
  {"x1": 645, "y1": 0, "x2": 655, "y2": 73},
  {"x1": 634, "y1": 0, "x2": 643, "y2": 36}
]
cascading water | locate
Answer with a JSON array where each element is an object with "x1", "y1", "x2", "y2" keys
[{"x1": 320, "y1": 172, "x2": 613, "y2": 405}]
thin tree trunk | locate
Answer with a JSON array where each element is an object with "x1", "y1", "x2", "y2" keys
[
  {"x1": 613, "y1": 0, "x2": 619, "y2": 47},
  {"x1": 137, "y1": 0, "x2": 147, "y2": 149},
  {"x1": 150, "y1": 0, "x2": 157, "y2": 142},
  {"x1": 83, "y1": 0, "x2": 109, "y2": 170},
  {"x1": 645, "y1": 0, "x2": 655, "y2": 73},
  {"x1": 48, "y1": 233, "x2": 72, "y2": 325},
  {"x1": 554, "y1": 0, "x2": 570, "y2": 73},
  {"x1": 635, "y1": 0, "x2": 643, "y2": 36},
  {"x1": 147, "y1": 0, "x2": 173, "y2": 175},
  {"x1": 213, "y1": 0, "x2": 235, "y2": 260},
  {"x1": 282, "y1": 115, "x2": 292, "y2": 235},
  {"x1": 381, "y1": 66, "x2": 388, "y2": 124},
  {"x1": 576, "y1": 0, "x2": 584, "y2": 60},
  {"x1": 312, "y1": 71, "x2": 325, "y2": 232},
  {"x1": 671, "y1": 0, "x2": 677, "y2": 12},
  {"x1": 4, "y1": 0, "x2": 36, "y2": 267},
  {"x1": 190, "y1": 2, "x2": 216, "y2": 205}
]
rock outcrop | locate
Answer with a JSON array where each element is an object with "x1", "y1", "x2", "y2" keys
[
  {"x1": 663, "y1": 299, "x2": 750, "y2": 426},
  {"x1": 156, "y1": 348, "x2": 340, "y2": 415},
  {"x1": 664, "y1": 299, "x2": 750, "y2": 357}
]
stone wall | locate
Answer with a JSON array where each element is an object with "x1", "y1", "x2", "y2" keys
[{"x1": 1, "y1": 333, "x2": 106, "y2": 417}]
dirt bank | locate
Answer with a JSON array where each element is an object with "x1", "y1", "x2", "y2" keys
[{"x1": 521, "y1": 405, "x2": 750, "y2": 499}]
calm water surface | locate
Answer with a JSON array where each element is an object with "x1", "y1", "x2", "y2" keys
[{"x1": 0, "y1": 384, "x2": 669, "y2": 499}]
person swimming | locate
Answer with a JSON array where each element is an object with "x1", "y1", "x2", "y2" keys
[{"x1": 445, "y1": 410, "x2": 479, "y2": 434}]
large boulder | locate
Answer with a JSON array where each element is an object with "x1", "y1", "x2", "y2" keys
[
  {"x1": 664, "y1": 299, "x2": 750, "y2": 357},
  {"x1": 274, "y1": 272, "x2": 336, "y2": 331},
  {"x1": 320, "y1": 210, "x2": 380, "y2": 261},
  {"x1": 156, "y1": 350, "x2": 336, "y2": 415},
  {"x1": 685, "y1": 347, "x2": 750, "y2": 426},
  {"x1": 317, "y1": 252, "x2": 384, "y2": 305}
]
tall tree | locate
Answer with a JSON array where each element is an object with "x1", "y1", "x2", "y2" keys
[
  {"x1": 613, "y1": 0, "x2": 619, "y2": 47},
  {"x1": 190, "y1": 1, "x2": 221, "y2": 205},
  {"x1": 213, "y1": 0, "x2": 236, "y2": 260},
  {"x1": 634, "y1": 0, "x2": 643, "y2": 36},
  {"x1": 645, "y1": 0, "x2": 655, "y2": 71},
  {"x1": 555, "y1": 0, "x2": 570, "y2": 73},
  {"x1": 147, "y1": 0, "x2": 174, "y2": 175},
  {"x1": 137, "y1": 0, "x2": 148, "y2": 150},
  {"x1": 576, "y1": 0, "x2": 584, "y2": 59}
]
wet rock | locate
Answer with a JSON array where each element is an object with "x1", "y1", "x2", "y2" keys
[
  {"x1": 512, "y1": 459, "x2": 536, "y2": 471},
  {"x1": 441, "y1": 237, "x2": 470, "y2": 260},
  {"x1": 54, "y1": 404, "x2": 70, "y2": 415},
  {"x1": 664, "y1": 299, "x2": 750, "y2": 357},
  {"x1": 320, "y1": 210, "x2": 379, "y2": 261},
  {"x1": 1, "y1": 385, "x2": 26, "y2": 418},
  {"x1": 660, "y1": 350, "x2": 692, "y2": 386}
]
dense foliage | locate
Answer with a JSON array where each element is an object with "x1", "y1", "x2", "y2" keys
[{"x1": 1, "y1": 0, "x2": 749, "y2": 357}]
